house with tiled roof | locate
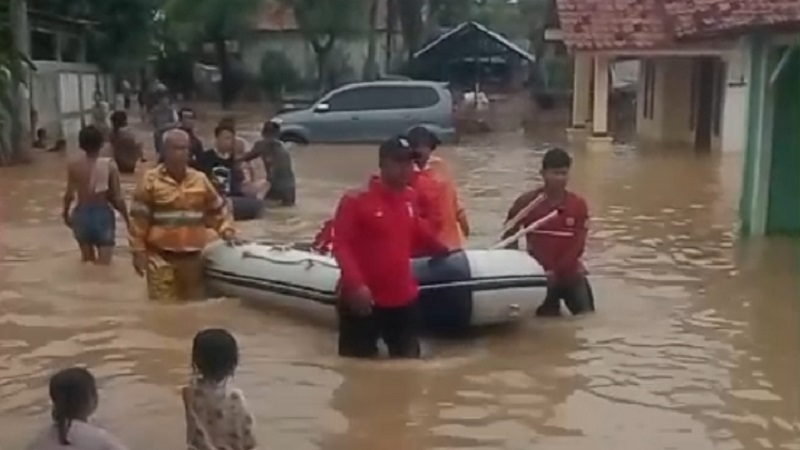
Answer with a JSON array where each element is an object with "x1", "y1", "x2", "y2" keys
[
  {"x1": 240, "y1": 0, "x2": 401, "y2": 83},
  {"x1": 555, "y1": 0, "x2": 800, "y2": 235},
  {"x1": 554, "y1": 0, "x2": 752, "y2": 154}
]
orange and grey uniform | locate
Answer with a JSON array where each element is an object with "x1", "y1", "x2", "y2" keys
[{"x1": 129, "y1": 165, "x2": 234, "y2": 301}]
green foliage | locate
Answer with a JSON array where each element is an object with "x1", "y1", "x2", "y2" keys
[
  {"x1": 164, "y1": 0, "x2": 262, "y2": 43},
  {"x1": 259, "y1": 50, "x2": 300, "y2": 100},
  {"x1": 278, "y1": 0, "x2": 368, "y2": 89},
  {"x1": 29, "y1": 0, "x2": 163, "y2": 72}
]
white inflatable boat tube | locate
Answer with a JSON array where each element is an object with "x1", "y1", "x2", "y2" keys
[{"x1": 203, "y1": 242, "x2": 549, "y2": 331}]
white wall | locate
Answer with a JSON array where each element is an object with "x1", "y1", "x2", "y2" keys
[
  {"x1": 636, "y1": 57, "x2": 695, "y2": 146},
  {"x1": 241, "y1": 32, "x2": 401, "y2": 82},
  {"x1": 720, "y1": 38, "x2": 751, "y2": 153}
]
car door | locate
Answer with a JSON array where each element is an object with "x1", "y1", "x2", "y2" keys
[
  {"x1": 359, "y1": 85, "x2": 443, "y2": 141},
  {"x1": 304, "y1": 87, "x2": 366, "y2": 142}
]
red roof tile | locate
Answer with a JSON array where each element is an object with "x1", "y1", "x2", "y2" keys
[{"x1": 556, "y1": 0, "x2": 800, "y2": 51}]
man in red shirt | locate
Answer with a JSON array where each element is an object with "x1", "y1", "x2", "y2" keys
[
  {"x1": 502, "y1": 148, "x2": 595, "y2": 317},
  {"x1": 332, "y1": 136, "x2": 449, "y2": 358}
]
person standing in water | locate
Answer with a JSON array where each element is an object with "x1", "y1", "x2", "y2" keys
[
  {"x1": 332, "y1": 136, "x2": 449, "y2": 359},
  {"x1": 407, "y1": 126, "x2": 469, "y2": 252},
  {"x1": 109, "y1": 111, "x2": 143, "y2": 174},
  {"x1": 62, "y1": 126, "x2": 129, "y2": 265},
  {"x1": 182, "y1": 329, "x2": 256, "y2": 450},
  {"x1": 502, "y1": 148, "x2": 594, "y2": 317},
  {"x1": 26, "y1": 367, "x2": 128, "y2": 450},
  {"x1": 240, "y1": 120, "x2": 296, "y2": 206},
  {"x1": 129, "y1": 129, "x2": 236, "y2": 302},
  {"x1": 150, "y1": 90, "x2": 177, "y2": 157}
]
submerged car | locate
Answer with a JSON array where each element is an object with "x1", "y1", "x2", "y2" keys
[{"x1": 273, "y1": 80, "x2": 457, "y2": 144}]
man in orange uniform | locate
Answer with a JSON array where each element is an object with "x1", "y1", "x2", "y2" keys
[
  {"x1": 332, "y1": 136, "x2": 449, "y2": 359},
  {"x1": 129, "y1": 129, "x2": 236, "y2": 301},
  {"x1": 502, "y1": 148, "x2": 594, "y2": 317},
  {"x1": 408, "y1": 127, "x2": 470, "y2": 252}
]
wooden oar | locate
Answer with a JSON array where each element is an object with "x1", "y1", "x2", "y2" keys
[
  {"x1": 490, "y1": 208, "x2": 561, "y2": 250},
  {"x1": 499, "y1": 193, "x2": 545, "y2": 237}
]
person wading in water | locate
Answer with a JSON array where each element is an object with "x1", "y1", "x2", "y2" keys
[
  {"x1": 109, "y1": 110, "x2": 143, "y2": 174},
  {"x1": 62, "y1": 125, "x2": 129, "y2": 265},
  {"x1": 502, "y1": 148, "x2": 594, "y2": 317},
  {"x1": 331, "y1": 136, "x2": 450, "y2": 359},
  {"x1": 129, "y1": 128, "x2": 236, "y2": 302},
  {"x1": 240, "y1": 120, "x2": 296, "y2": 207}
]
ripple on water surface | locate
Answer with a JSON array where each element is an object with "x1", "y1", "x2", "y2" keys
[{"x1": 0, "y1": 136, "x2": 798, "y2": 449}]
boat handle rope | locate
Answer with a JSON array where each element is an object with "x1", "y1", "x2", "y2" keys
[{"x1": 241, "y1": 249, "x2": 339, "y2": 270}]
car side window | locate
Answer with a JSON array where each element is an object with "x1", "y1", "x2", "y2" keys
[
  {"x1": 325, "y1": 86, "x2": 441, "y2": 112},
  {"x1": 326, "y1": 89, "x2": 365, "y2": 112}
]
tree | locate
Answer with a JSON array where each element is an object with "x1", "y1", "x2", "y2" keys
[
  {"x1": 0, "y1": 0, "x2": 35, "y2": 166},
  {"x1": 164, "y1": 0, "x2": 263, "y2": 108},
  {"x1": 28, "y1": 0, "x2": 163, "y2": 74},
  {"x1": 280, "y1": 0, "x2": 368, "y2": 91},
  {"x1": 361, "y1": 0, "x2": 380, "y2": 81}
]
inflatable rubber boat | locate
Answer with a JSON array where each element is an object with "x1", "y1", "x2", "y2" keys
[{"x1": 204, "y1": 241, "x2": 549, "y2": 331}]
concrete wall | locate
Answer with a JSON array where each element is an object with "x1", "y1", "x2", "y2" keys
[
  {"x1": 241, "y1": 32, "x2": 401, "y2": 82},
  {"x1": 636, "y1": 57, "x2": 695, "y2": 146},
  {"x1": 30, "y1": 61, "x2": 115, "y2": 143},
  {"x1": 720, "y1": 38, "x2": 751, "y2": 153}
]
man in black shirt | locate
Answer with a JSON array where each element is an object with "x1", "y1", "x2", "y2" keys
[{"x1": 193, "y1": 124, "x2": 246, "y2": 198}]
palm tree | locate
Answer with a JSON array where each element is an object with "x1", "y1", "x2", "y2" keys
[{"x1": 0, "y1": 0, "x2": 34, "y2": 166}]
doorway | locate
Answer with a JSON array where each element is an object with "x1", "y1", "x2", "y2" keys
[{"x1": 693, "y1": 57, "x2": 717, "y2": 151}]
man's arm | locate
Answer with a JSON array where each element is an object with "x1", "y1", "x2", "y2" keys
[
  {"x1": 239, "y1": 141, "x2": 264, "y2": 163},
  {"x1": 201, "y1": 174, "x2": 235, "y2": 235},
  {"x1": 331, "y1": 194, "x2": 366, "y2": 293},
  {"x1": 553, "y1": 198, "x2": 589, "y2": 278},
  {"x1": 108, "y1": 162, "x2": 130, "y2": 227},
  {"x1": 61, "y1": 166, "x2": 76, "y2": 225},
  {"x1": 128, "y1": 174, "x2": 153, "y2": 254}
]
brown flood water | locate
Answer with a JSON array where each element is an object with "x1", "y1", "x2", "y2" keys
[{"x1": 1, "y1": 130, "x2": 799, "y2": 449}]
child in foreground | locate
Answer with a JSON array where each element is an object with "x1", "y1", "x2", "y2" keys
[
  {"x1": 182, "y1": 328, "x2": 256, "y2": 450},
  {"x1": 27, "y1": 367, "x2": 128, "y2": 450}
]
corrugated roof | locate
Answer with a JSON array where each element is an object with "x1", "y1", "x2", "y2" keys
[
  {"x1": 555, "y1": 0, "x2": 800, "y2": 51},
  {"x1": 414, "y1": 22, "x2": 536, "y2": 61}
]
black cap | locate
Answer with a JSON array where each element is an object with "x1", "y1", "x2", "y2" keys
[
  {"x1": 407, "y1": 126, "x2": 440, "y2": 149},
  {"x1": 379, "y1": 135, "x2": 414, "y2": 161}
]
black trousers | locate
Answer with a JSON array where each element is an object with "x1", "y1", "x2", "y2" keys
[
  {"x1": 537, "y1": 275, "x2": 595, "y2": 317},
  {"x1": 337, "y1": 303, "x2": 421, "y2": 359}
]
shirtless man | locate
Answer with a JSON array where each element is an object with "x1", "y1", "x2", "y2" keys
[{"x1": 62, "y1": 125, "x2": 130, "y2": 265}]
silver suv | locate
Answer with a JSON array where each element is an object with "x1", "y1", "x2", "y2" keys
[{"x1": 273, "y1": 80, "x2": 457, "y2": 144}]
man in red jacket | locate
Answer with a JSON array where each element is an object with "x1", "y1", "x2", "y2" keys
[
  {"x1": 332, "y1": 136, "x2": 449, "y2": 359},
  {"x1": 502, "y1": 148, "x2": 594, "y2": 317}
]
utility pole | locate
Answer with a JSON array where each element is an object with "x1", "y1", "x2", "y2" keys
[{"x1": 10, "y1": 0, "x2": 32, "y2": 158}]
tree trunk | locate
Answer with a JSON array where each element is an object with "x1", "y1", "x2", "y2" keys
[
  {"x1": 214, "y1": 39, "x2": 232, "y2": 109},
  {"x1": 398, "y1": 0, "x2": 423, "y2": 61},
  {"x1": 6, "y1": 0, "x2": 31, "y2": 166},
  {"x1": 311, "y1": 35, "x2": 336, "y2": 92},
  {"x1": 362, "y1": 0, "x2": 380, "y2": 81},
  {"x1": 386, "y1": 0, "x2": 397, "y2": 68}
]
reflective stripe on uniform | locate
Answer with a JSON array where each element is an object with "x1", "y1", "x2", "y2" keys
[
  {"x1": 130, "y1": 201, "x2": 151, "y2": 218},
  {"x1": 151, "y1": 210, "x2": 205, "y2": 226}
]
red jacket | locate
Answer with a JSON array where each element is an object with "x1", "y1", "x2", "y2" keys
[
  {"x1": 504, "y1": 188, "x2": 589, "y2": 281},
  {"x1": 332, "y1": 177, "x2": 448, "y2": 307}
]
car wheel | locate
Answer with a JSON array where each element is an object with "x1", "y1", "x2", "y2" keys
[{"x1": 280, "y1": 132, "x2": 308, "y2": 145}]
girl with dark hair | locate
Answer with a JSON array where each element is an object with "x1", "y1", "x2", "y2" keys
[
  {"x1": 182, "y1": 329, "x2": 256, "y2": 450},
  {"x1": 27, "y1": 367, "x2": 127, "y2": 450}
]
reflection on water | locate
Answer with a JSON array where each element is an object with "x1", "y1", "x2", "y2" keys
[{"x1": 1, "y1": 131, "x2": 799, "y2": 449}]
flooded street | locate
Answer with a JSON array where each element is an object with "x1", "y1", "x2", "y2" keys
[{"x1": 1, "y1": 129, "x2": 799, "y2": 449}]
